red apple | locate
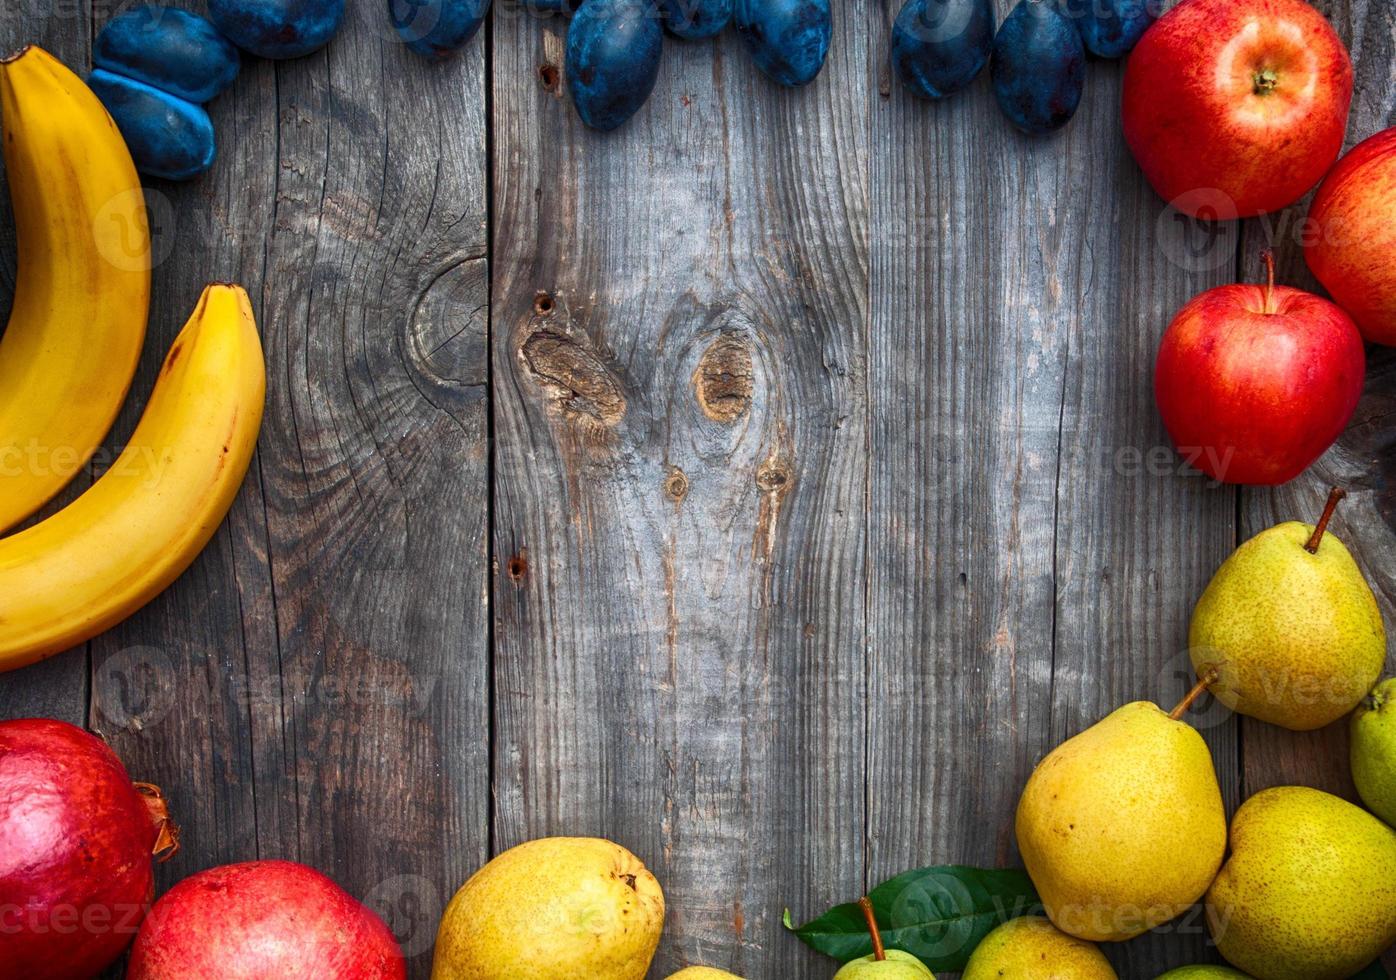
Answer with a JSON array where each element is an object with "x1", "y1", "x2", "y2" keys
[
  {"x1": 1155, "y1": 252, "x2": 1365, "y2": 484},
  {"x1": 126, "y1": 859, "x2": 405, "y2": 979},
  {"x1": 1305, "y1": 127, "x2": 1396, "y2": 346},
  {"x1": 1123, "y1": 0, "x2": 1353, "y2": 219}
]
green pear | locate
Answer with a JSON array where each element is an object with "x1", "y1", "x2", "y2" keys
[
  {"x1": 961, "y1": 915, "x2": 1116, "y2": 979},
  {"x1": 832, "y1": 898, "x2": 935, "y2": 979},
  {"x1": 1206, "y1": 786, "x2": 1396, "y2": 980},
  {"x1": 666, "y1": 969, "x2": 746, "y2": 979},
  {"x1": 1190, "y1": 488, "x2": 1385, "y2": 730},
  {"x1": 1353, "y1": 677, "x2": 1396, "y2": 826},
  {"x1": 1015, "y1": 682, "x2": 1227, "y2": 941},
  {"x1": 431, "y1": 837, "x2": 665, "y2": 979},
  {"x1": 1154, "y1": 968, "x2": 1251, "y2": 979}
]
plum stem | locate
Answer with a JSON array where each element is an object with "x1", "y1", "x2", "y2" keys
[
  {"x1": 1170, "y1": 669, "x2": 1219, "y2": 720},
  {"x1": 1305, "y1": 486, "x2": 1346, "y2": 554},
  {"x1": 858, "y1": 896, "x2": 886, "y2": 961}
]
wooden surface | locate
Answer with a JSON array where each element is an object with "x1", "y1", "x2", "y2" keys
[{"x1": 0, "y1": 0, "x2": 1392, "y2": 976}]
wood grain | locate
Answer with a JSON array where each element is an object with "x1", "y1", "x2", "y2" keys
[
  {"x1": 489, "y1": 8, "x2": 870, "y2": 975},
  {"x1": 0, "y1": 0, "x2": 1393, "y2": 976},
  {"x1": 864, "y1": 1, "x2": 1240, "y2": 971}
]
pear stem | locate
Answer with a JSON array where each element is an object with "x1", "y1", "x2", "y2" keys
[
  {"x1": 1260, "y1": 248, "x2": 1276, "y2": 313},
  {"x1": 1170, "y1": 670, "x2": 1218, "y2": 720},
  {"x1": 1304, "y1": 487, "x2": 1346, "y2": 554},
  {"x1": 858, "y1": 896, "x2": 886, "y2": 962}
]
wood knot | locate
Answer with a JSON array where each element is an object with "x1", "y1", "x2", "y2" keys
[
  {"x1": 533, "y1": 290, "x2": 556, "y2": 316},
  {"x1": 538, "y1": 63, "x2": 560, "y2": 93},
  {"x1": 755, "y1": 459, "x2": 791, "y2": 493},
  {"x1": 521, "y1": 330, "x2": 626, "y2": 425},
  {"x1": 693, "y1": 333, "x2": 754, "y2": 423},
  {"x1": 663, "y1": 467, "x2": 688, "y2": 502}
]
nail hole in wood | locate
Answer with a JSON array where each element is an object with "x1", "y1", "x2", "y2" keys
[
  {"x1": 533, "y1": 291, "x2": 556, "y2": 316},
  {"x1": 538, "y1": 64, "x2": 560, "y2": 92},
  {"x1": 507, "y1": 550, "x2": 529, "y2": 583},
  {"x1": 664, "y1": 467, "x2": 688, "y2": 502},
  {"x1": 756, "y1": 460, "x2": 791, "y2": 493}
]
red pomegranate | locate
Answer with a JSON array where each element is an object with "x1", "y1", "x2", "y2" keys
[
  {"x1": 0, "y1": 718, "x2": 179, "y2": 979},
  {"x1": 127, "y1": 859, "x2": 406, "y2": 979}
]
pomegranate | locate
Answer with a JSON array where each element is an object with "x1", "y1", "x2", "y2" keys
[
  {"x1": 0, "y1": 718, "x2": 179, "y2": 980},
  {"x1": 127, "y1": 859, "x2": 406, "y2": 979}
]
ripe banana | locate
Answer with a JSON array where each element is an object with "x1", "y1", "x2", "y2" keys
[
  {"x1": 0, "y1": 45, "x2": 150, "y2": 532},
  {"x1": 0, "y1": 284, "x2": 265, "y2": 672}
]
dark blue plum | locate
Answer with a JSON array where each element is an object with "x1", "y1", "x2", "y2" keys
[
  {"x1": 1070, "y1": 0, "x2": 1154, "y2": 58},
  {"x1": 734, "y1": 0, "x2": 831, "y2": 88},
  {"x1": 389, "y1": 0, "x2": 492, "y2": 57},
  {"x1": 94, "y1": 6, "x2": 240, "y2": 104},
  {"x1": 88, "y1": 69, "x2": 215, "y2": 181},
  {"x1": 660, "y1": 0, "x2": 731, "y2": 39},
  {"x1": 990, "y1": 0, "x2": 1084, "y2": 135},
  {"x1": 891, "y1": 0, "x2": 992, "y2": 100},
  {"x1": 208, "y1": 0, "x2": 345, "y2": 59},
  {"x1": 565, "y1": 0, "x2": 663, "y2": 131}
]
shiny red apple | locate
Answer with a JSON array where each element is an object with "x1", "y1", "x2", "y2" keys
[
  {"x1": 1123, "y1": 0, "x2": 1353, "y2": 219},
  {"x1": 1155, "y1": 252, "x2": 1365, "y2": 484},
  {"x1": 126, "y1": 859, "x2": 405, "y2": 979},
  {"x1": 1305, "y1": 127, "x2": 1396, "y2": 346}
]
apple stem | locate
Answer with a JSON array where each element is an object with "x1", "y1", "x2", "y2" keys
[
  {"x1": 1170, "y1": 670, "x2": 1218, "y2": 720},
  {"x1": 1260, "y1": 248, "x2": 1276, "y2": 313},
  {"x1": 1252, "y1": 67, "x2": 1279, "y2": 96},
  {"x1": 1304, "y1": 486, "x2": 1346, "y2": 554},
  {"x1": 858, "y1": 896, "x2": 886, "y2": 962}
]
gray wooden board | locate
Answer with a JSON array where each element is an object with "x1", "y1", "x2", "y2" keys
[{"x1": 0, "y1": 0, "x2": 1392, "y2": 976}]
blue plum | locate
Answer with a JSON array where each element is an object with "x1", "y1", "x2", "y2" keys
[
  {"x1": 389, "y1": 0, "x2": 493, "y2": 57},
  {"x1": 88, "y1": 69, "x2": 216, "y2": 181},
  {"x1": 1071, "y1": 0, "x2": 1154, "y2": 58},
  {"x1": 94, "y1": 6, "x2": 240, "y2": 104},
  {"x1": 990, "y1": 0, "x2": 1084, "y2": 135},
  {"x1": 208, "y1": 0, "x2": 346, "y2": 59},
  {"x1": 734, "y1": 0, "x2": 831, "y2": 87},
  {"x1": 891, "y1": 0, "x2": 992, "y2": 100},
  {"x1": 660, "y1": 0, "x2": 731, "y2": 39},
  {"x1": 565, "y1": 0, "x2": 663, "y2": 131}
]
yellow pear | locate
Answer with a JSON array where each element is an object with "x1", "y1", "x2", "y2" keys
[
  {"x1": 1015, "y1": 681, "x2": 1227, "y2": 941},
  {"x1": 1352, "y1": 677, "x2": 1396, "y2": 826},
  {"x1": 431, "y1": 837, "x2": 664, "y2": 979},
  {"x1": 1206, "y1": 786, "x2": 1396, "y2": 980},
  {"x1": 1190, "y1": 488, "x2": 1385, "y2": 730},
  {"x1": 1154, "y1": 968, "x2": 1251, "y2": 979},
  {"x1": 666, "y1": 969, "x2": 745, "y2": 979},
  {"x1": 961, "y1": 915, "x2": 1116, "y2": 979},
  {"x1": 831, "y1": 898, "x2": 936, "y2": 979}
]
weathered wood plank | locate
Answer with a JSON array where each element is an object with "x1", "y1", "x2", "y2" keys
[
  {"x1": 1237, "y1": 0, "x2": 1395, "y2": 811},
  {"x1": 0, "y1": 0, "x2": 93, "y2": 728},
  {"x1": 489, "y1": 9, "x2": 870, "y2": 975},
  {"x1": 0, "y1": 5, "x2": 492, "y2": 979},
  {"x1": 864, "y1": 3, "x2": 1239, "y2": 973}
]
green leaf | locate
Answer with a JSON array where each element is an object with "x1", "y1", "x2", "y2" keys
[
  {"x1": 784, "y1": 865, "x2": 1042, "y2": 971},
  {"x1": 1351, "y1": 963, "x2": 1389, "y2": 980}
]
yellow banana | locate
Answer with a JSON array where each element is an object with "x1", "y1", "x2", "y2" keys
[
  {"x1": 0, "y1": 284, "x2": 264, "y2": 672},
  {"x1": 0, "y1": 45, "x2": 150, "y2": 532}
]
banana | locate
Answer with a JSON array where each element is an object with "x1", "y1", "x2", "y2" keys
[
  {"x1": 0, "y1": 45, "x2": 150, "y2": 532},
  {"x1": 0, "y1": 284, "x2": 265, "y2": 672}
]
